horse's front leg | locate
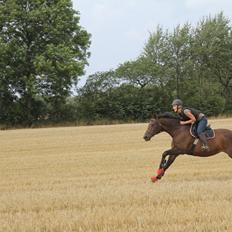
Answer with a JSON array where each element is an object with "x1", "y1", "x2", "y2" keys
[
  {"x1": 151, "y1": 148, "x2": 180, "y2": 183},
  {"x1": 161, "y1": 154, "x2": 179, "y2": 175}
]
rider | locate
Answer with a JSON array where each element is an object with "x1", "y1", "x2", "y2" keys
[{"x1": 171, "y1": 99, "x2": 209, "y2": 151}]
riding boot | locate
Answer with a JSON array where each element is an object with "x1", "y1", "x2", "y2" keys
[{"x1": 198, "y1": 133, "x2": 209, "y2": 151}]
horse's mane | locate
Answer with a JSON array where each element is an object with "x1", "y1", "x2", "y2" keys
[{"x1": 157, "y1": 112, "x2": 181, "y2": 121}]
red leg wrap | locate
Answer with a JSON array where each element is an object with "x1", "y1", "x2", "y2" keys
[
  {"x1": 151, "y1": 176, "x2": 158, "y2": 183},
  {"x1": 156, "y1": 168, "x2": 165, "y2": 176}
]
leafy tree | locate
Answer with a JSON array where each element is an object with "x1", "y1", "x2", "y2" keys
[
  {"x1": 77, "y1": 71, "x2": 119, "y2": 122},
  {"x1": 141, "y1": 24, "x2": 195, "y2": 99},
  {"x1": 192, "y1": 13, "x2": 232, "y2": 109},
  {"x1": 0, "y1": 0, "x2": 90, "y2": 125},
  {"x1": 80, "y1": 71, "x2": 119, "y2": 93},
  {"x1": 116, "y1": 57, "x2": 163, "y2": 88},
  {"x1": 142, "y1": 26, "x2": 171, "y2": 88},
  {"x1": 165, "y1": 24, "x2": 193, "y2": 98}
]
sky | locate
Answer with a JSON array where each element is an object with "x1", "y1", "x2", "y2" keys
[{"x1": 72, "y1": 0, "x2": 232, "y2": 86}]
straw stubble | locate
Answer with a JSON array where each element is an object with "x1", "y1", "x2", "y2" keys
[{"x1": 0, "y1": 119, "x2": 232, "y2": 231}]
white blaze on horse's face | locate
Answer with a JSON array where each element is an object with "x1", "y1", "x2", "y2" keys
[{"x1": 143, "y1": 119, "x2": 162, "y2": 141}]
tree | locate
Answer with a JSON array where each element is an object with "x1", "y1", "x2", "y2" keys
[
  {"x1": 0, "y1": 0, "x2": 90, "y2": 125},
  {"x1": 141, "y1": 24, "x2": 194, "y2": 102},
  {"x1": 192, "y1": 12, "x2": 232, "y2": 112},
  {"x1": 116, "y1": 57, "x2": 162, "y2": 88},
  {"x1": 76, "y1": 71, "x2": 119, "y2": 122},
  {"x1": 165, "y1": 24, "x2": 193, "y2": 98},
  {"x1": 142, "y1": 26, "x2": 170, "y2": 89}
]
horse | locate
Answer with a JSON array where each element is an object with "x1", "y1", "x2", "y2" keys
[{"x1": 143, "y1": 112, "x2": 232, "y2": 182}]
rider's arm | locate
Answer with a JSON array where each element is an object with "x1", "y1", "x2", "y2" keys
[{"x1": 180, "y1": 110, "x2": 196, "y2": 125}]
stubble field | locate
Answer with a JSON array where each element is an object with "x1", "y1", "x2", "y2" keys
[{"x1": 0, "y1": 118, "x2": 232, "y2": 232}]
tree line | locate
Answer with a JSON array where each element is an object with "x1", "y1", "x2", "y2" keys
[
  {"x1": 76, "y1": 12, "x2": 232, "y2": 124},
  {"x1": 0, "y1": 2, "x2": 231, "y2": 127}
]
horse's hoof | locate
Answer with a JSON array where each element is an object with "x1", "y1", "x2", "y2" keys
[
  {"x1": 156, "y1": 168, "x2": 165, "y2": 176},
  {"x1": 151, "y1": 176, "x2": 158, "y2": 183}
]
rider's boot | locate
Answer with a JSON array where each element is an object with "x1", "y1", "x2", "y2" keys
[{"x1": 198, "y1": 133, "x2": 209, "y2": 151}]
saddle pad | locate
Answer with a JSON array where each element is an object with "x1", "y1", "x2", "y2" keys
[{"x1": 190, "y1": 124, "x2": 215, "y2": 139}]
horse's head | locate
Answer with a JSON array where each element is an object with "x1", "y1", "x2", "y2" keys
[{"x1": 143, "y1": 118, "x2": 162, "y2": 141}]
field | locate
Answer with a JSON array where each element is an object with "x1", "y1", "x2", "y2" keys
[{"x1": 0, "y1": 118, "x2": 232, "y2": 232}]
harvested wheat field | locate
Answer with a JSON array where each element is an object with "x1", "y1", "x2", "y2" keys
[{"x1": 0, "y1": 118, "x2": 232, "y2": 232}]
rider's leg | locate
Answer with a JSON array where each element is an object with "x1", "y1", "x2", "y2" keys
[
  {"x1": 197, "y1": 117, "x2": 209, "y2": 151},
  {"x1": 198, "y1": 133, "x2": 209, "y2": 150}
]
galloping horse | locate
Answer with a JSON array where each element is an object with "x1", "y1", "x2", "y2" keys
[{"x1": 143, "y1": 112, "x2": 232, "y2": 182}]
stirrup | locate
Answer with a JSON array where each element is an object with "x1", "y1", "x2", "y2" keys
[{"x1": 201, "y1": 144, "x2": 209, "y2": 151}]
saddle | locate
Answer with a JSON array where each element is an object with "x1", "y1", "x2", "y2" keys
[{"x1": 190, "y1": 123, "x2": 215, "y2": 139}]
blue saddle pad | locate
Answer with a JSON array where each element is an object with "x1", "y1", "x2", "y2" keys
[{"x1": 190, "y1": 123, "x2": 215, "y2": 139}]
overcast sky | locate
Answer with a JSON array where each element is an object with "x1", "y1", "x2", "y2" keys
[{"x1": 72, "y1": 0, "x2": 232, "y2": 86}]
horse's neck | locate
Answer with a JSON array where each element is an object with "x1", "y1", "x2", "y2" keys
[{"x1": 159, "y1": 119, "x2": 181, "y2": 137}]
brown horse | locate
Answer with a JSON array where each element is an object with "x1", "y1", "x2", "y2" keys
[{"x1": 143, "y1": 112, "x2": 232, "y2": 182}]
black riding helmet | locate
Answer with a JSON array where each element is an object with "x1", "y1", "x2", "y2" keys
[{"x1": 171, "y1": 99, "x2": 183, "y2": 106}]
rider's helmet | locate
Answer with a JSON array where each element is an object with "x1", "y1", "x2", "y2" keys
[{"x1": 171, "y1": 99, "x2": 183, "y2": 107}]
